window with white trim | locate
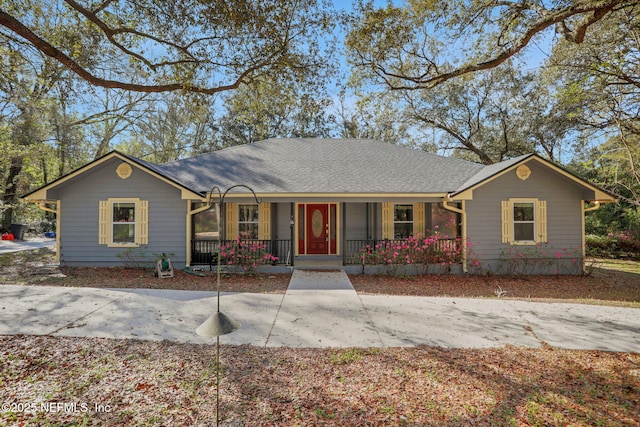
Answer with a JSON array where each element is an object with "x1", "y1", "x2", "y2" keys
[
  {"x1": 99, "y1": 198, "x2": 148, "y2": 247},
  {"x1": 501, "y1": 198, "x2": 547, "y2": 245},
  {"x1": 394, "y1": 204, "x2": 413, "y2": 238},
  {"x1": 113, "y1": 202, "x2": 136, "y2": 243},
  {"x1": 238, "y1": 204, "x2": 259, "y2": 239},
  {"x1": 513, "y1": 202, "x2": 535, "y2": 241}
]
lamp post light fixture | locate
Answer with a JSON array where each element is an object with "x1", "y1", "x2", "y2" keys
[{"x1": 196, "y1": 184, "x2": 260, "y2": 425}]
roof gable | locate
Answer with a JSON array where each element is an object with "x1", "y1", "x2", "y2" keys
[
  {"x1": 22, "y1": 151, "x2": 202, "y2": 201},
  {"x1": 450, "y1": 154, "x2": 616, "y2": 202}
]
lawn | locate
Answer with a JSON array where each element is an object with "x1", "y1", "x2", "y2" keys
[{"x1": 1, "y1": 248, "x2": 639, "y2": 426}]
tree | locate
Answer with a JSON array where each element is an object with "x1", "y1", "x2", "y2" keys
[
  {"x1": 548, "y1": 5, "x2": 640, "y2": 204},
  {"x1": 215, "y1": 75, "x2": 334, "y2": 147},
  {"x1": 333, "y1": 90, "x2": 422, "y2": 147},
  {"x1": 1, "y1": 0, "x2": 336, "y2": 95},
  {"x1": 81, "y1": 89, "x2": 151, "y2": 160},
  {"x1": 0, "y1": 41, "x2": 68, "y2": 229},
  {"x1": 399, "y1": 63, "x2": 540, "y2": 164},
  {"x1": 125, "y1": 92, "x2": 215, "y2": 163},
  {"x1": 345, "y1": 0, "x2": 637, "y2": 91}
]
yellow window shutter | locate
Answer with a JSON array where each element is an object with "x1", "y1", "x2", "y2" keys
[
  {"x1": 536, "y1": 200, "x2": 547, "y2": 243},
  {"x1": 98, "y1": 200, "x2": 109, "y2": 244},
  {"x1": 259, "y1": 202, "x2": 271, "y2": 240},
  {"x1": 225, "y1": 203, "x2": 238, "y2": 239},
  {"x1": 501, "y1": 200, "x2": 512, "y2": 243},
  {"x1": 382, "y1": 202, "x2": 394, "y2": 239},
  {"x1": 414, "y1": 203, "x2": 425, "y2": 235},
  {"x1": 138, "y1": 200, "x2": 149, "y2": 245}
]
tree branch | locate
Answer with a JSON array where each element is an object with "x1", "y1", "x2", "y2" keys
[
  {"x1": 0, "y1": 8, "x2": 262, "y2": 94},
  {"x1": 373, "y1": 0, "x2": 632, "y2": 90},
  {"x1": 63, "y1": 0, "x2": 198, "y2": 69}
]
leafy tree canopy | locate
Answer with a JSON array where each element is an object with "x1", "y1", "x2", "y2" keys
[
  {"x1": 0, "y1": 0, "x2": 336, "y2": 94},
  {"x1": 346, "y1": 0, "x2": 637, "y2": 90}
]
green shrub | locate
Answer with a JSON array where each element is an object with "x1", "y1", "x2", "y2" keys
[{"x1": 585, "y1": 233, "x2": 640, "y2": 259}]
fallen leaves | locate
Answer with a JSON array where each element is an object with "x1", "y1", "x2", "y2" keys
[
  {"x1": 349, "y1": 267, "x2": 640, "y2": 305},
  {"x1": 1, "y1": 336, "x2": 638, "y2": 426},
  {"x1": 2, "y1": 251, "x2": 640, "y2": 425}
]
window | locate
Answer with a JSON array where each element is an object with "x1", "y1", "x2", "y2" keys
[
  {"x1": 513, "y1": 202, "x2": 535, "y2": 241},
  {"x1": 193, "y1": 203, "x2": 219, "y2": 240},
  {"x1": 99, "y1": 198, "x2": 148, "y2": 247},
  {"x1": 394, "y1": 204, "x2": 413, "y2": 238},
  {"x1": 238, "y1": 204, "x2": 259, "y2": 239},
  {"x1": 112, "y1": 202, "x2": 136, "y2": 244},
  {"x1": 501, "y1": 199, "x2": 547, "y2": 244}
]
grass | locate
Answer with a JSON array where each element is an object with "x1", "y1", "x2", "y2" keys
[{"x1": 594, "y1": 257, "x2": 640, "y2": 274}]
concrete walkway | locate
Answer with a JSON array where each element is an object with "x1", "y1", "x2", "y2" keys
[
  {"x1": 0, "y1": 270, "x2": 639, "y2": 351},
  {"x1": 267, "y1": 270, "x2": 384, "y2": 347}
]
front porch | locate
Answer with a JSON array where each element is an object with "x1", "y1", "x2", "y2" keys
[
  {"x1": 189, "y1": 201, "x2": 463, "y2": 271},
  {"x1": 190, "y1": 237, "x2": 461, "y2": 272}
]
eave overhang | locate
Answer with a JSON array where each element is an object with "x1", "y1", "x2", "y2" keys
[{"x1": 217, "y1": 192, "x2": 450, "y2": 202}]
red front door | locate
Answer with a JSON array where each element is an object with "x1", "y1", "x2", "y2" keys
[{"x1": 306, "y1": 204, "x2": 328, "y2": 254}]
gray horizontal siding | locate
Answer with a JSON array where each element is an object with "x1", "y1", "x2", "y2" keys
[
  {"x1": 344, "y1": 203, "x2": 368, "y2": 240},
  {"x1": 466, "y1": 161, "x2": 585, "y2": 274},
  {"x1": 59, "y1": 158, "x2": 188, "y2": 267}
]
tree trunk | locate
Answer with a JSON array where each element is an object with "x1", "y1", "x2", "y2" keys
[{"x1": 2, "y1": 156, "x2": 24, "y2": 231}]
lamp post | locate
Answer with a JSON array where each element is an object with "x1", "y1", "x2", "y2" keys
[{"x1": 196, "y1": 184, "x2": 260, "y2": 425}]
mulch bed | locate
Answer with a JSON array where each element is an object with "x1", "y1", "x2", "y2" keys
[
  {"x1": 349, "y1": 271, "x2": 640, "y2": 302},
  {"x1": 14, "y1": 265, "x2": 639, "y2": 304},
  {"x1": 54, "y1": 266, "x2": 292, "y2": 293}
]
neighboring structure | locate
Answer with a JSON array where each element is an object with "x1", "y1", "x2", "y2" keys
[{"x1": 22, "y1": 138, "x2": 615, "y2": 274}]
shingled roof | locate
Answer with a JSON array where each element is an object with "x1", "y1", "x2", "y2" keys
[
  {"x1": 158, "y1": 138, "x2": 486, "y2": 194},
  {"x1": 23, "y1": 138, "x2": 615, "y2": 203}
]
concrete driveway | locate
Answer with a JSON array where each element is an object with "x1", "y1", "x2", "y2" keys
[
  {"x1": 0, "y1": 270, "x2": 638, "y2": 351},
  {"x1": 0, "y1": 238, "x2": 56, "y2": 254}
]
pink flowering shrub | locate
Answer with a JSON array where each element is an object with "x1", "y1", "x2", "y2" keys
[
  {"x1": 219, "y1": 237, "x2": 278, "y2": 274},
  {"x1": 586, "y1": 231, "x2": 640, "y2": 259},
  {"x1": 498, "y1": 243, "x2": 583, "y2": 275},
  {"x1": 359, "y1": 233, "x2": 463, "y2": 275}
]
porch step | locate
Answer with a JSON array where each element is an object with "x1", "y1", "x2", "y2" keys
[
  {"x1": 293, "y1": 256, "x2": 344, "y2": 271},
  {"x1": 287, "y1": 269, "x2": 354, "y2": 291}
]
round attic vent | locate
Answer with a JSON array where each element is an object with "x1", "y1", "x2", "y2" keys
[
  {"x1": 516, "y1": 164, "x2": 531, "y2": 181},
  {"x1": 116, "y1": 163, "x2": 133, "y2": 179}
]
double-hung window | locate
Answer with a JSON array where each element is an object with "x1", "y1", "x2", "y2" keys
[
  {"x1": 224, "y1": 202, "x2": 270, "y2": 240},
  {"x1": 501, "y1": 198, "x2": 547, "y2": 245},
  {"x1": 394, "y1": 204, "x2": 414, "y2": 239},
  {"x1": 112, "y1": 202, "x2": 136, "y2": 244},
  {"x1": 99, "y1": 198, "x2": 148, "y2": 247},
  {"x1": 238, "y1": 204, "x2": 259, "y2": 239}
]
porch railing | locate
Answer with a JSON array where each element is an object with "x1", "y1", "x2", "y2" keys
[
  {"x1": 191, "y1": 239, "x2": 292, "y2": 267},
  {"x1": 343, "y1": 238, "x2": 461, "y2": 265}
]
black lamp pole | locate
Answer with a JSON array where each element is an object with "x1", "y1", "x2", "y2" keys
[{"x1": 196, "y1": 184, "x2": 260, "y2": 425}]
